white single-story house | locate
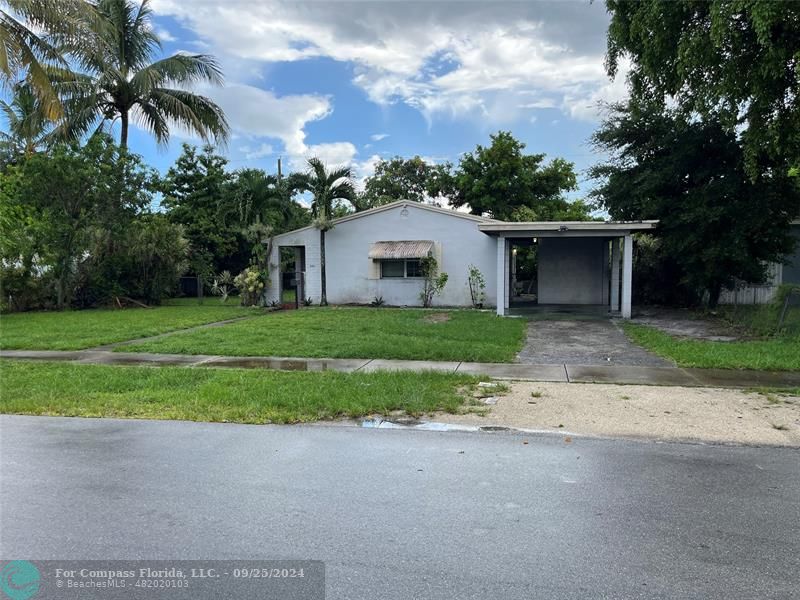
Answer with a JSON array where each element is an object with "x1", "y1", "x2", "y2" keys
[{"x1": 266, "y1": 200, "x2": 657, "y2": 317}]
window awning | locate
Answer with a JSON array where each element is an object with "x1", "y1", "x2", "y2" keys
[{"x1": 368, "y1": 240, "x2": 434, "y2": 260}]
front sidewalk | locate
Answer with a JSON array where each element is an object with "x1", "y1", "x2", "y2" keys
[{"x1": 2, "y1": 349, "x2": 799, "y2": 389}]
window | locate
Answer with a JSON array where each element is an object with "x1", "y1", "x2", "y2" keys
[{"x1": 380, "y1": 259, "x2": 424, "y2": 279}]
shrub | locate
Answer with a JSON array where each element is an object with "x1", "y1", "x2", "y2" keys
[
  {"x1": 234, "y1": 267, "x2": 267, "y2": 306},
  {"x1": 420, "y1": 255, "x2": 448, "y2": 308},
  {"x1": 467, "y1": 264, "x2": 486, "y2": 308}
]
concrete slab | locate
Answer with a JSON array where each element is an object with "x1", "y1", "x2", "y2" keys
[
  {"x1": 686, "y1": 368, "x2": 800, "y2": 389},
  {"x1": 566, "y1": 365, "x2": 700, "y2": 387},
  {"x1": 0, "y1": 350, "x2": 96, "y2": 361},
  {"x1": 357, "y1": 359, "x2": 460, "y2": 373},
  {"x1": 198, "y1": 356, "x2": 369, "y2": 373},
  {"x1": 77, "y1": 351, "x2": 210, "y2": 366},
  {"x1": 517, "y1": 319, "x2": 670, "y2": 367},
  {"x1": 457, "y1": 362, "x2": 568, "y2": 381}
]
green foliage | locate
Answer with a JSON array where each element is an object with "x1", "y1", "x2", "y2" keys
[
  {"x1": 0, "y1": 303, "x2": 246, "y2": 350},
  {"x1": 590, "y1": 102, "x2": 799, "y2": 307},
  {"x1": 56, "y1": 0, "x2": 228, "y2": 148},
  {"x1": 467, "y1": 264, "x2": 486, "y2": 308},
  {"x1": 0, "y1": 361, "x2": 479, "y2": 424},
  {"x1": 433, "y1": 131, "x2": 585, "y2": 221},
  {"x1": 623, "y1": 322, "x2": 800, "y2": 371},
  {"x1": 234, "y1": 267, "x2": 267, "y2": 307},
  {"x1": 606, "y1": 0, "x2": 800, "y2": 177},
  {"x1": 359, "y1": 156, "x2": 450, "y2": 209},
  {"x1": 211, "y1": 271, "x2": 234, "y2": 303},
  {"x1": 420, "y1": 255, "x2": 448, "y2": 308},
  {"x1": 160, "y1": 144, "x2": 245, "y2": 279},
  {"x1": 122, "y1": 307, "x2": 527, "y2": 363}
]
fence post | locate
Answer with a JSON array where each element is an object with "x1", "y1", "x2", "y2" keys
[{"x1": 777, "y1": 291, "x2": 793, "y2": 331}]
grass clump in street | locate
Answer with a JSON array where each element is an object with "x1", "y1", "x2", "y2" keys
[
  {"x1": 121, "y1": 307, "x2": 526, "y2": 363},
  {"x1": 0, "y1": 361, "x2": 480, "y2": 423},
  {"x1": 0, "y1": 299, "x2": 251, "y2": 350},
  {"x1": 622, "y1": 322, "x2": 800, "y2": 371}
]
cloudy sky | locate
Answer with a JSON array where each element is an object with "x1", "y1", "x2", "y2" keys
[{"x1": 127, "y1": 0, "x2": 625, "y2": 195}]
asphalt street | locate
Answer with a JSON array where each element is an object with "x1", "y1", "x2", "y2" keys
[{"x1": 1, "y1": 415, "x2": 799, "y2": 599}]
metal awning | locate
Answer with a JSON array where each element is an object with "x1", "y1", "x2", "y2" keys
[{"x1": 368, "y1": 240, "x2": 434, "y2": 260}]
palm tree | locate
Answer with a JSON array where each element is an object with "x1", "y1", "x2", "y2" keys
[
  {"x1": 0, "y1": 0, "x2": 91, "y2": 121},
  {"x1": 63, "y1": 0, "x2": 229, "y2": 149},
  {"x1": 302, "y1": 157, "x2": 355, "y2": 306},
  {"x1": 0, "y1": 82, "x2": 52, "y2": 155}
]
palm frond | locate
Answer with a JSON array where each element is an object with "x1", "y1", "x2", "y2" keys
[
  {"x1": 144, "y1": 87, "x2": 229, "y2": 146},
  {"x1": 131, "y1": 53, "x2": 224, "y2": 92}
]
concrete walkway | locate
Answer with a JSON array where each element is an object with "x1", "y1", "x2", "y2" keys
[{"x1": 3, "y1": 349, "x2": 800, "y2": 389}]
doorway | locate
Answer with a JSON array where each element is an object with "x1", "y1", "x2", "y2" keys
[
  {"x1": 510, "y1": 238, "x2": 538, "y2": 307},
  {"x1": 279, "y1": 246, "x2": 306, "y2": 309}
]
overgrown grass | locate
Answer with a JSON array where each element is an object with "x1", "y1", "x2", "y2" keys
[
  {"x1": 0, "y1": 361, "x2": 478, "y2": 423},
  {"x1": 623, "y1": 322, "x2": 800, "y2": 371},
  {"x1": 0, "y1": 300, "x2": 252, "y2": 350},
  {"x1": 122, "y1": 307, "x2": 526, "y2": 362}
]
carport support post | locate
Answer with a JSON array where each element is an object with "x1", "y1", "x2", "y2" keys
[
  {"x1": 621, "y1": 234, "x2": 633, "y2": 318},
  {"x1": 610, "y1": 238, "x2": 621, "y2": 312},
  {"x1": 496, "y1": 236, "x2": 507, "y2": 316}
]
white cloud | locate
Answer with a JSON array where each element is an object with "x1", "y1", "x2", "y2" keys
[
  {"x1": 156, "y1": 27, "x2": 176, "y2": 42},
  {"x1": 239, "y1": 143, "x2": 275, "y2": 160},
  {"x1": 289, "y1": 141, "x2": 358, "y2": 172},
  {"x1": 151, "y1": 0, "x2": 624, "y2": 124},
  {"x1": 370, "y1": 133, "x2": 389, "y2": 142}
]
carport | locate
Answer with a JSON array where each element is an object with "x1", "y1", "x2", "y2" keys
[{"x1": 479, "y1": 220, "x2": 658, "y2": 318}]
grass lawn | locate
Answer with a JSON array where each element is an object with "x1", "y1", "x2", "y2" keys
[
  {"x1": 623, "y1": 323, "x2": 800, "y2": 371},
  {"x1": 0, "y1": 299, "x2": 252, "y2": 350},
  {"x1": 0, "y1": 361, "x2": 479, "y2": 423},
  {"x1": 121, "y1": 307, "x2": 526, "y2": 362}
]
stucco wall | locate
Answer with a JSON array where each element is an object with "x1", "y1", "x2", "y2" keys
[
  {"x1": 537, "y1": 237, "x2": 608, "y2": 304},
  {"x1": 266, "y1": 203, "x2": 497, "y2": 307}
]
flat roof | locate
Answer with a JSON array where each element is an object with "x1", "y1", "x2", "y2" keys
[{"x1": 478, "y1": 220, "x2": 658, "y2": 235}]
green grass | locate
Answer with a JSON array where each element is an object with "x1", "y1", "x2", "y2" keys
[
  {"x1": 623, "y1": 322, "x2": 800, "y2": 371},
  {"x1": 121, "y1": 307, "x2": 526, "y2": 362},
  {"x1": 0, "y1": 361, "x2": 479, "y2": 423},
  {"x1": 0, "y1": 300, "x2": 253, "y2": 350}
]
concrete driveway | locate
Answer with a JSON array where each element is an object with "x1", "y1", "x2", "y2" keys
[
  {"x1": 2, "y1": 416, "x2": 798, "y2": 599},
  {"x1": 517, "y1": 319, "x2": 671, "y2": 366}
]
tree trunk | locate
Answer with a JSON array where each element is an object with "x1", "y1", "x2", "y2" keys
[
  {"x1": 120, "y1": 111, "x2": 129, "y2": 149},
  {"x1": 707, "y1": 282, "x2": 722, "y2": 309},
  {"x1": 319, "y1": 228, "x2": 328, "y2": 306}
]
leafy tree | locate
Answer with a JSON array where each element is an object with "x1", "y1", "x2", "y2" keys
[
  {"x1": 160, "y1": 144, "x2": 242, "y2": 279},
  {"x1": 605, "y1": 0, "x2": 800, "y2": 176},
  {"x1": 8, "y1": 134, "x2": 154, "y2": 308},
  {"x1": 300, "y1": 157, "x2": 355, "y2": 305},
  {"x1": 434, "y1": 131, "x2": 583, "y2": 221},
  {"x1": 590, "y1": 102, "x2": 799, "y2": 307},
  {"x1": 62, "y1": 0, "x2": 228, "y2": 149},
  {"x1": 230, "y1": 168, "x2": 310, "y2": 234},
  {"x1": 359, "y1": 156, "x2": 449, "y2": 210}
]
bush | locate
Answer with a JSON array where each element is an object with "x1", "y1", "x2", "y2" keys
[{"x1": 632, "y1": 234, "x2": 700, "y2": 306}]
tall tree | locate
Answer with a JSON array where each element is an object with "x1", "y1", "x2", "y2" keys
[
  {"x1": 301, "y1": 157, "x2": 355, "y2": 306},
  {"x1": 433, "y1": 131, "x2": 583, "y2": 221},
  {"x1": 359, "y1": 156, "x2": 449, "y2": 210},
  {"x1": 63, "y1": 0, "x2": 229, "y2": 149},
  {"x1": 160, "y1": 144, "x2": 241, "y2": 278},
  {"x1": 605, "y1": 0, "x2": 800, "y2": 176},
  {"x1": 231, "y1": 168, "x2": 309, "y2": 234},
  {"x1": 590, "y1": 102, "x2": 799, "y2": 307}
]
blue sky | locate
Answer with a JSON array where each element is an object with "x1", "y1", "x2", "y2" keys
[{"x1": 116, "y1": 1, "x2": 626, "y2": 198}]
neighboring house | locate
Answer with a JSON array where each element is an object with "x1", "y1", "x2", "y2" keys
[
  {"x1": 266, "y1": 200, "x2": 656, "y2": 318},
  {"x1": 719, "y1": 220, "x2": 800, "y2": 304}
]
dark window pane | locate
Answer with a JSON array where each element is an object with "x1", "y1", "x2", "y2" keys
[
  {"x1": 381, "y1": 260, "x2": 405, "y2": 278},
  {"x1": 405, "y1": 259, "x2": 423, "y2": 277}
]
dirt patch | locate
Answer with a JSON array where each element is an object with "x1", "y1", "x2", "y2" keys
[
  {"x1": 634, "y1": 308, "x2": 741, "y2": 341},
  {"x1": 440, "y1": 381, "x2": 800, "y2": 446},
  {"x1": 423, "y1": 312, "x2": 451, "y2": 324}
]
